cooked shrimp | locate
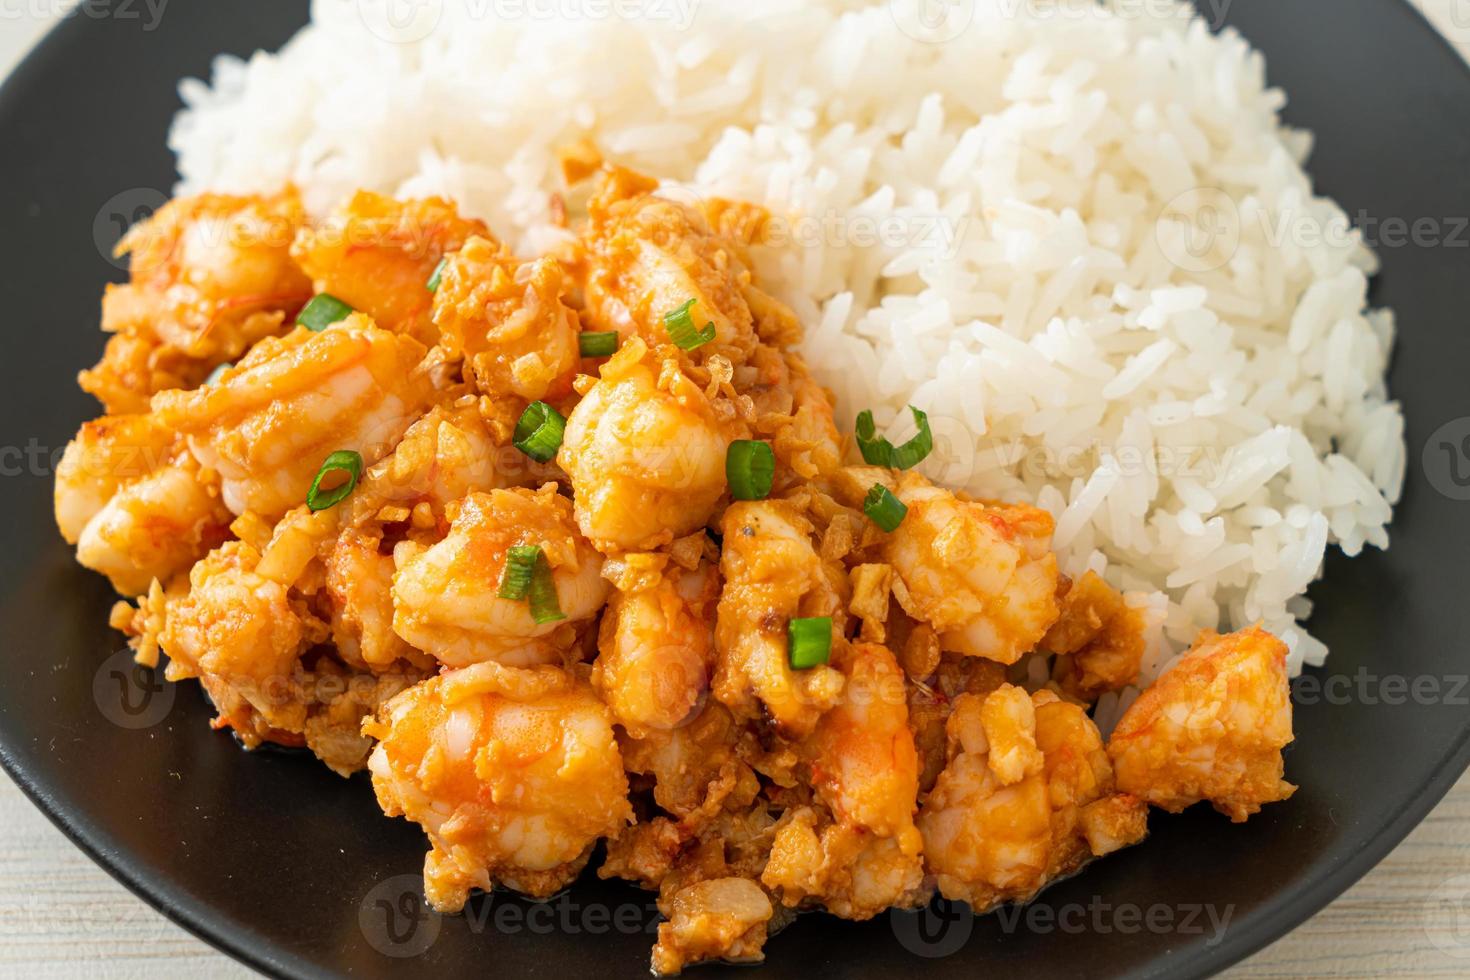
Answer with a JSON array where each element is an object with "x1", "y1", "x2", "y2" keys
[
  {"x1": 75, "y1": 457, "x2": 232, "y2": 596},
  {"x1": 878, "y1": 469, "x2": 1061, "y2": 665},
  {"x1": 324, "y1": 528, "x2": 419, "y2": 671},
  {"x1": 905, "y1": 647, "x2": 1009, "y2": 792},
  {"x1": 55, "y1": 413, "x2": 178, "y2": 545},
  {"x1": 595, "y1": 558, "x2": 719, "y2": 735},
  {"x1": 763, "y1": 810, "x2": 925, "y2": 921},
  {"x1": 82, "y1": 190, "x2": 313, "y2": 413},
  {"x1": 762, "y1": 643, "x2": 925, "y2": 918},
  {"x1": 650, "y1": 877, "x2": 773, "y2": 976},
  {"x1": 390, "y1": 486, "x2": 608, "y2": 668},
  {"x1": 52, "y1": 173, "x2": 1309, "y2": 968},
  {"x1": 161, "y1": 540, "x2": 322, "y2": 718},
  {"x1": 580, "y1": 168, "x2": 766, "y2": 366},
  {"x1": 79, "y1": 333, "x2": 202, "y2": 418},
  {"x1": 802, "y1": 642, "x2": 921, "y2": 845},
  {"x1": 1107, "y1": 626, "x2": 1296, "y2": 822},
  {"x1": 558, "y1": 338, "x2": 733, "y2": 553},
  {"x1": 291, "y1": 192, "x2": 488, "y2": 345},
  {"x1": 155, "y1": 505, "x2": 421, "y2": 775},
  {"x1": 150, "y1": 315, "x2": 433, "y2": 520},
  {"x1": 711, "y1": 500, "x2": 846, "y2": 738},
  {"x1": 55, "y1": 414, "x2": 230, "y2": 595},
  {"x1": 365, "y1": 662, "x2": 632, "y2": 911},
  {"x1": 431, "y1": 237, "x2": 580, "y2": 402},
  {"x1": 917, "y1": 685, "x2": 1147, "y2": 910},
  {"x1": 339, "y1": 400, "x2": 517, "y2": 525},
  {"x1": 1045, "y1": 570, "x2": 1147, "y2": 701}
]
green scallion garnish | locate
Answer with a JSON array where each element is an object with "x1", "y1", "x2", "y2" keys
[
  {"x1": 527, "y1": 553, "x2": 566, "y2": 624},
  {"x1": 426, "y1": 257, "x2": 448, "y2": 292},
  {"x1": 204, "y1": 362, "x2": 232, "y2": 386},
  {"x1": 862, "y1": 483, "x2": 908, "y2": 532},
  {"x1": 496, "y1": 545, "x2": 565, "y2": 623},
  {"x1": 512, "y1": 401, "x2": 566, "y2": 463},
  {"x1": 498, "y1": 545, "x2": 541, "y2": 600},
  {"x1": 726, "y1": 440, "x2": 775, "y2": 501},
  {"x1": 305, "y1": 449, "x2": 363, "y2": 511},
  {"x1": 788, "y1": 617, "x2": 832, "y2": 670},
  {"x1": 663, "y1": 298, "x2": 716, "y2": 351},
  {"x1": 579, "y1": 331, "x2": 619, "y2": 358},
  {"x1": 298, "y1": 294, "x2": 354, "y2": 332},
  {"x1": 855, "y1": 406, "x2": 934, "y2": 470}
]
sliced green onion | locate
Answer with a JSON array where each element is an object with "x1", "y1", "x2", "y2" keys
[
  {"x1": 854, "y1": 405, "x2": 934, "y2": 470},
  {"x1": 663, "y1": 298, "x2": 716, "y2": 351},
  {"x1": 579, "y1": 331, "x2": 619, "y2": 358},
  {"x1": 426, "y1": 257, "x2": 448, "y2": 292},
  {"x1": 498, "y1": 545, "x2": 541, "y2": 600},
  {"x1": 498, "y1": 545, "x2": 565, "y2": 623},
  {"x1": 527, "y1": 552, "x2": 566, "y2": 625},
  {"x1": 788, "y1": 617, "x2": 832, "y2": 670},
  {"x1": 204, "y1": 362, "x2": 232, "y2": 386},
  {"x1": 298, "y1": 294, "x2": 354, "y2": 332},
  {"x1": 862, "y1": 483, "x2": 908, "y2": 532},
  {"x1": 726, "y1": 440, "x2": 775, "y2": 501},
  {"x1": 493, "y1": 549, "x2": 540, "y2": 602},
  {"x1": 306, "y1": 450, "x2": 363, "y2": 511},
  {"x1": 513, "y1": 401, "x2": 566, "y2": 463}
]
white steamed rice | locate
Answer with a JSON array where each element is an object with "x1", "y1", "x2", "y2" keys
[{"x1": 169, "y1": 0, "x2": 1405, "y2": 703}]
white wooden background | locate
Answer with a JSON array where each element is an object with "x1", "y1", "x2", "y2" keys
[{"x1": 4, "y1": 2, "x2": 1470, "y2": 977}]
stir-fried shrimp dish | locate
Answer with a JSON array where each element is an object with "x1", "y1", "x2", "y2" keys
[{"x1": 57, "y1": 167, "x2": 1297, "y2": 974}]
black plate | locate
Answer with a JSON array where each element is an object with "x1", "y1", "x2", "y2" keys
[{"x1": 2, "y1": 1, "x2": 1469, "y2": 977}]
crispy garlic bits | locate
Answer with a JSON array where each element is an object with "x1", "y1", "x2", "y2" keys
[{"x1": 59, "y1": 165, "x2": 1297, "y2": 975}]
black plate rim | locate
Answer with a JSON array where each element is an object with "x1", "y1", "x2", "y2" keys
[{"x1": 3, "y1": 3, "x2": 1469, "y2": 979}]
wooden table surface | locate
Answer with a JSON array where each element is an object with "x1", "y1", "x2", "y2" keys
[{"x1": 4, "y1": 2, "x2": 1469, "y2": 978}]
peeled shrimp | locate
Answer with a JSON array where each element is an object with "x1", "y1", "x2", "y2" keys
[
  {"x1": 82, "y1": 190, "x2": 313, "y2": 413},
  {"x1": 1107, "y1": 625, "x2": 1296, "y2": 822},
  {"x1": 390, "y1": 486, "x2": 608, "y2": 668},
  {"x1": 431, "y1": 236, "x2": 580, "y2": 402},
  {"x1": 595, "y1": 558, "x2": 719, "y2": 735},
  {"x1": 763, "y1": 642, "x2": 925, "y2": 919},
  {"x1": 55, "y1": 414, "x2": 230, "y2": 595},
  {"x1": 365, "y1": 662, "x2": 632, "y2": 911},
  {"x1": 150, "y1": 315, "x2": 433, "y2": 520},
  {"x1": 918, "y1": 685, "x2": 1148, "y2": 910},
  {"x1": 558, "y1": 339, "x2": 733, "y2": 553},
  {"x1": 881, "y1": 470, "x2": 1060, "y2": 664},
  {"x1": 711, "y1": 500, "x2": 846, "y2": 738},
  {"x1": 291, "y1": 192, "x2": 488, "y2": 345}
]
